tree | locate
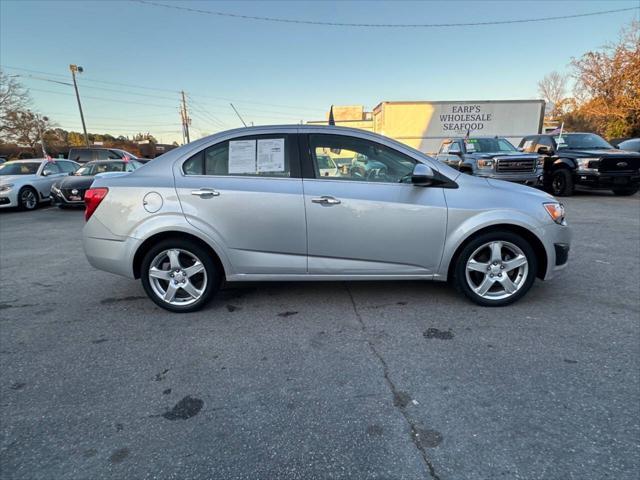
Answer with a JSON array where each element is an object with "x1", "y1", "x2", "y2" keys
[
  {"x1": 567, "y1": 20, "x2": 640, "y2": 138},
  {"x1": 0, "y1": 70, "x2": 31, "y2": 144},
  {"x1": 537, "y1": 71, "x2": 568, "y2": 118},
  {"x1": 1, "y1": 110, "x2": 49, "y2": 153}
]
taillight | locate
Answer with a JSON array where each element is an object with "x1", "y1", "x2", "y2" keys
[{"x1": 84, "y1": 187, "x2": 109, "y2": 221}]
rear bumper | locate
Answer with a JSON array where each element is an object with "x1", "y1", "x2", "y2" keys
[
  {"x1": 575, "y1": 171, "x2": 640, "y2": 189},
  {"x1": 82, "y1": 217, "x2": 138, "y2": 278}
]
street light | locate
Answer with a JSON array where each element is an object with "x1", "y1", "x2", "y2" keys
[{"x1": 69, "y1": 64, "x2": 89, "y2": 147}]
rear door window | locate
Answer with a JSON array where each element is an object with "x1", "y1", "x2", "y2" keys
[{"x1": 182, "y1": 134, "x2": 298, "y2": 178}]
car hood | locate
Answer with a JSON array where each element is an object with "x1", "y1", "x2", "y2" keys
[
  {"x1": 55, "y1": 175, "x2": 96, "y2": 189},
  {"x1": 467, "y1": 152, "x2": 538, "y2": 160},
  {"x1": 486, "y1": 178, "x2": 555, "y2": 201},
  {"x1": 558, "y1": 148, "x2": 640, "y2": 158},
  {"x1": 0, "y1": 174, "x2": 37, "y2": 185}
]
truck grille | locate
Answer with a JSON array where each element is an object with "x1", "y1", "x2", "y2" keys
[
  {"x1": 598, "y1": 156, "x2": 640, "y2": 173},
  {"x1": 495, "y1": 158, "x2": 536, "y2": 172}
]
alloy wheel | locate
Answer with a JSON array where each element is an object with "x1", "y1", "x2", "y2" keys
[
  {"x1": 21, "y1": 189, "x2": 37, "y2": 210},
  {"x1": 148, "y1": 248, "x2": 207, "y2": 307},
  {"x1": 465, "y1": 241, "x2": 529, "y2": 300}
]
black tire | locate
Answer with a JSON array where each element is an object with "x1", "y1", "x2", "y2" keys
[
  {"x1": 452, "y1": 230, "x2": 538, "y2": 307},
  {"x1": 18, "y1": 186, "x2": 39, "y2": 211},
  {"x1": 549, "y1": 169, "x2": 574, "y2": 196},
  {"x1": 612, "y1": 186, "x2": 639, "y2": 196},
  {"x1": 140, "y1": 238, "x2": 220, "y2": 313}
]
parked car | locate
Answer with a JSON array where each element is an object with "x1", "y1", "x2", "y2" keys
[
  {"x1": 51, "y1": 159, "x2": 143, "y2": 208},
  {"x1": 67, "y1": 147, "x2": 141, "y2": 164},
  {"x1": 617, "y1": 138, "x2": 640, "y2": 153},
  {"x1": 0, "y1": 159, "x2": 79, "y2": 210},
  {"x1": 82, "y1": 125, "x2": 570, "y2": 312},
  {"x1": 435, "y1": 136, "x2": 542, "y2": 185},
  {"x1": 519, "y1": 133, "x2": 640, "y2": 196}
]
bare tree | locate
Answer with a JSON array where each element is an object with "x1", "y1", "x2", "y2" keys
[
  {"x1": 0, "y1": 70, "x2": 30, "y2": 127},
  {"x1": 537, "y1": 71, "x2": 568, "y2": 118}
]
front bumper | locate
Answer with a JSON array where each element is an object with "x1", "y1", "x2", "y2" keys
[
  {"x1": 0, "y1": 189, "x2": 18, "y2": 208},
  {"x1": 50, "y1": 188, "x2": 84, "y2": 207},
  {"x1": 475, "y1": 169, "x2": 542, "y2": 185},
  {"x1": 575, "y1": 170, "x2": 640, "y2": 189},
  {"x1": 540, "y1": 221, "x2": 572, "y2": 280}
]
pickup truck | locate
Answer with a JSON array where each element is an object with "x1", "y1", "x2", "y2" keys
[
  {"x1": 435, "y1": 136, "x2": 542, "y2": 185},
  {"x1": 519, "y1": 132, "x2": 640, "y2": 196}
]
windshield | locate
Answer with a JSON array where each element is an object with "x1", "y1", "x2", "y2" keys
[
  {"x1": 74, "y1": 161, "x2": 126, "y2": 175},
  {"x1": 555, "y1": 133, "x2": 613, "y2": 150},
  {"x1": 465, "y1": 138, "x2": 517, "y2": 153},
  {"x1": 0, "y1": 162, "x2": 40, "y2": 175}
]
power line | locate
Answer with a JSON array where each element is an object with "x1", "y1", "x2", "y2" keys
[
  {"x1": 2, "y1": 65, "x2": 326, "y2": 112},
  {"x1": 28, "y1": 87, "x2": 178, "y2": 110},
  {"x1": 132, "y1": 0, "x2": 639, "y2": 28}
]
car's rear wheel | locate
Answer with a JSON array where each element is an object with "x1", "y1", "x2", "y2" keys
[
  {"x1": 18, "y1": 187, "x2": 39, "y2": 210},
  {"x1": 140, "y1": 239, "x2": 220, "y2": 313},
  {"x1": 453, "y1": 231, "x2": 537, "y2": 307},
  {"x1": 612, "y1": 185, "x2": 639, "y2": 196},
  {"x1": 549, "y1": 168, "x2": 574, "y2": 196}
]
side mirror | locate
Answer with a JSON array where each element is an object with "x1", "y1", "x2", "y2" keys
[
  {"x1": 517, "y1": 147, "x2": 524, "y2": 152},
  {"x1": 449, "y1": 148, "x2": 462, "y2": 156},
  {"x1": 537, "y1": 145, "x2": 552, "y2": 155},
  {"x1": 411, "y1": 164, "x2": 436, "y2": 186},
  {"x1": 41, "y1": 170, "x2": 49, "y2": 177}
]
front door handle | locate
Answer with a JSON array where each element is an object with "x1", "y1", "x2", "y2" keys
[
  {"x1": 191, "y1": 188, "x2": 220, "y2": 199},
  {"x1": 311, "y1": 196, "x2": 341, "y2": 205}
]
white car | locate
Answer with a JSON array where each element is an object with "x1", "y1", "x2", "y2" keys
[{"x1": 0, "y1": 159, "x2": 80, "y2": 210}]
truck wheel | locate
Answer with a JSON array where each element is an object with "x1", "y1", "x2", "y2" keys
[
  {"x1": 550, "y1": 169, "x2": 574, "y2": 196},
  {"x1": 612, "y1": 186, "x2": 639, "y2": 196},
  {"x1": 453, "y1": 230, "x2": 537, "y2": 307}
]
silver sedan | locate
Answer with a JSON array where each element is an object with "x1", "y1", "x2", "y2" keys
[
  {"x1": 82, "y1": 125, "x2": 571, "y2": 312},
  {"x1": 0, "y1": 159, "x2": 80, "y2": 210}
]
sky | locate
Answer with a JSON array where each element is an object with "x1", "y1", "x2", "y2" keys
[{"x1": 1, "y1": 0, "x2": 638, "y2": 144}]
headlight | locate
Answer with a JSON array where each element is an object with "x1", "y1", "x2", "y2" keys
[
  {"x1": 477, "y1": 159, "x2": 494, "y2": 168},
  {"x1": 0, "y1": 183, "x2": 14, "y2": 192},
  {"x1": 577, "y1": 158, "x2": 600, "y2": 172},
  {"x1": 544, "y1": 202, "x2": 566, "y2": 224}
]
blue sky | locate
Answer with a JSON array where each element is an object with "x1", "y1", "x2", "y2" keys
[{"x1": 1, "y1": 0, "x2": 637, "y2": 143}]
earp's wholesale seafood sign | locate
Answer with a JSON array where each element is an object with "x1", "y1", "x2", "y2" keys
[{"x1": 440, "y1": 104, "x2": 493, "y2": 132}]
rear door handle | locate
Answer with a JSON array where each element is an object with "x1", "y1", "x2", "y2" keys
[
  {"x1": 311, "y1": 196, "x2": 341, "y2": 205},
  {"x1": 191, "y1": 188, "x2": 220, "y2": 198}
]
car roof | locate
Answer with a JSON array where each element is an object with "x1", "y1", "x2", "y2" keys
[{"x1": 4, "y1": 159, "x2": 47, "y2": 163}]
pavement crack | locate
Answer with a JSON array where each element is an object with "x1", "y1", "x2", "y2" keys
[{"x1": 346, "y1": 285, "x2": 440, "y2": 480}]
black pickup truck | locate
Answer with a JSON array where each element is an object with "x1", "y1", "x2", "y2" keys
[{"x1": 519, "y1": 133, "x2": 640, "y2": 196}]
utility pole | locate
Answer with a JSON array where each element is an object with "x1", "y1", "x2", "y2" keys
[
  {"x1": 180, "y1": 91, "x2": 191, "y2": 144},
  {"x1": 230, "y1": 103, "x2": 247, "y2": 127},
  {"x1": 69, "y1": 64, "x2": 89, "y2": 146}
]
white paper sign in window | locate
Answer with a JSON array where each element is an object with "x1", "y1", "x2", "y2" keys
[
  {"x1": 257, "y1": 138, "x2": 285, "y2": 173},
  {"x1": 229, "y1": 140, "x2": 256, "y2": 174}
]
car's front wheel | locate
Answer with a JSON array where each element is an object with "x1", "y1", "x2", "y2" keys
[
  {"x1": 18, "y1": 187, "x2": 39, "y2": 210},
  {"x1": 453, "y1": 231, "x2": 538, "y2": 307},
  {"x1": 140, "y1": 239, "x2": 220, "y2": 312}
]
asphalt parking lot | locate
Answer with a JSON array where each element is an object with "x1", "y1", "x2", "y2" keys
[{"x1": 0, "y1": 191, "x2": 638, "y2": 480}]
